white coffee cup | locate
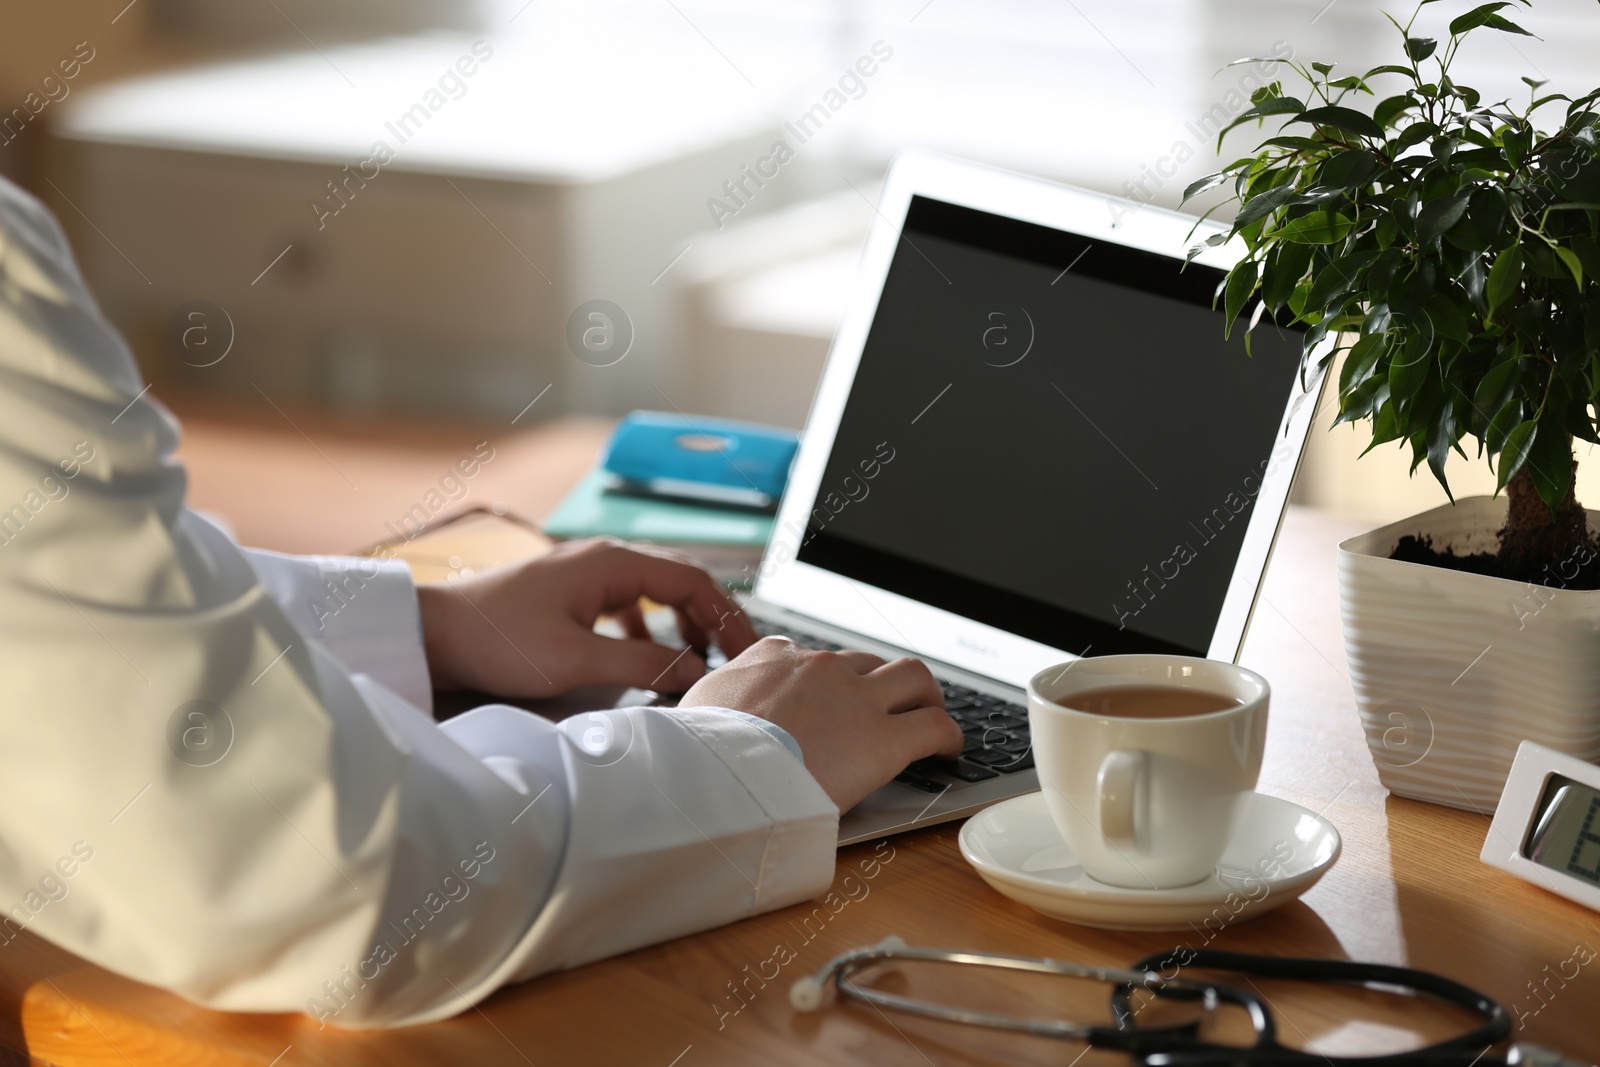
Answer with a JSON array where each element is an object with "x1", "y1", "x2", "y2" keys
[{"x1": 1027, "y1": 654, "x2": 1269, "y2": 890}]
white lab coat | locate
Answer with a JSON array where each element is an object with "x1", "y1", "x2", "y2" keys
[{"x1": 0, "y1": 177, "x2": 838, "y2": 1027}]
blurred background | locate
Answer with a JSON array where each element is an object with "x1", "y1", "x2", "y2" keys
[{"x1": 5, "y1": 0, "x2": 1600, "y2": 554}]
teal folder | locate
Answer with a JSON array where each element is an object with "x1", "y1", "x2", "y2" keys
[{"x1": 542, "y1": 470, "x2": 774, "y2": 547}]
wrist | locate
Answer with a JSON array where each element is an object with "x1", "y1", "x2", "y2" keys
[{"x1": 416, "y1": 582, "x2": 466, "y2": 691}]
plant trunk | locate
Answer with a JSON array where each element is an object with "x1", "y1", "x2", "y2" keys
[{"x1": 1498, "y1": 452, "x2": 1591, "y2": 581}]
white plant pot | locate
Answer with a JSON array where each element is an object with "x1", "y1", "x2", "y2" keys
[{"x1": 1338, "y1": 496, "x2": 1600, "y2": 813}]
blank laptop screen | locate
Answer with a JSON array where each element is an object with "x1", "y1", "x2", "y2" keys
[{"x1": 796, "y1": 195, "x2": 1304, "y2": 657}]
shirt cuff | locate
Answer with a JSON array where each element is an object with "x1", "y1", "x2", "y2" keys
[
  {"x1": 665, "y1": 708, "x2": 839, "y2": 911},
  {"x1": 240, "y1": 547, "x2": 434, "y2": 713},
  {"x1": 714, "y1": 709, "x2": 804, "y2": 763}
]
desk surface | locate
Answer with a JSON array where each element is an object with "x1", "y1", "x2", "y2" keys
[{"x1": 5, "y1": 505, "x2": 1598, "y2": 1067}]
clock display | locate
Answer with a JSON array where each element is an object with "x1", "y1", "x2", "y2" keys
[{"x1": 1523, "y1": 774, "x2": 1600, "y2": 887}]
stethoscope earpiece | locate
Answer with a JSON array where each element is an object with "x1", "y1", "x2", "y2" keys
[{"x1": 788, "y1": 975, "x2": 826, "y2": 1012}]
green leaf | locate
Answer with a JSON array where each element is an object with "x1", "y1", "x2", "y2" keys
[
  {"x1": 1312, "y1": 61, "x2": 1335, "y2": 76},
  {"x1": 1458, "y1": 255, "x2": 1488, "y2": 310},
  {"x1": 1234, "y1": 184, "x2": 1303, "y2": 229},
  {"x1": 1525, "y1": 243, "x2": 1566, "y2": 281},
  {"x1": 1368, "y1": 249, "x2": 1406, "y2": 294},
  {"x1": 1502, "y1": 125, "x2": 1532, "y2": 168},
  {"x1": 1568, "y1": 238, "x2": 1600, "y2": 287},
  {"x1": 1341, "y1": 333, "x2": 1389, "y2": 392},
  {"x1": 1407, "y1": 431, "x2": 1430, "y2": 475},
  {"x1": 1479, "y1": 13, "x2": 1535, "y2": 37},
  {"x1": 1298, "y1": 186, "x2": 1352, "y2": 206},
  {"x1": 1182, "y1": 172, "x2": 1229, "y2": 202},
  {"x1": 1416, "y1": 190, "x2": 1472, "y2": 244},
  {"x1": 1377, "y1": 214, "x2": 1401, "y2": 248},
  {"x1": 1586, "y1": 287, "x2": 1600, "y2": 361},
  {"x1": 1571, "y1": 404, "x2": 1600, "y2": 446},
  {"x1": 1405, "y1": 37, "x2": 1438, "y2": 62},
  {"x1": 1244, "y1": 297, "x2": 1270, "y2": 352},
  {"x1": 1470, "y1": 358, "x2": 1520, "y2": 433},
  {"x1": 1419, "y1": 291, "x2": 1472, "y2": 344},
  {"x1": 1374, "y1": 93, "x2": 1415, "y2": 129},
  {"x1": 1484, "y1": 251, "x2": 1523, "y2": 326},
  {"x1": 1449, "y1": 2, "x2": 1512, "y2": 36},
  {"x1": 1388, "y1": 332, "x2": 1433, "y2": 401},
  {"x1": 1452, "y1": 151, "x2": 1505, "y2": 175},
  {"x1": 1414, "y1": 256, "x2": 1438, "y2": 291},
  {"x1": 1553, "y1": 317, "x2": 1588, "y2": 381},
  {"x1": 1275, "y1": 211, "x2": 1355, "y2": 244},
  {"x1": 1392, "y1": 120, "x2": 1440, "y2": 153},
  {"x1": 1528, "y1": 414, "x2": 1574, "y2": 508},
  {"x1": 1336, "y1": 370, "x2": 1390, "y2": 424},
  {"x1": 1362, "y1": 402, "x2": 1404, "y2": 453},
  {"x1": 1234, "y1": 96, "x2": 1310, "y2": 119},
  {"x1": 1185, "y1": 232, "x2": 1229, "y2": 262},
  {"x1": 1291, "y1": 106, "x2": 1386, "y2": 140},
  {"x1": 1223, "y1": 261, "x2": 1259, "y2": 337},
  {"x1": 1537, "y1": 204, "x2": 1600, "y2": 224},
  {"x1": 1365, "y1": 64, "x2": 1421, "y2": 82},
  {"x1": 1262, "y1": 136, "x2": 1330, "y2": 152},
  {"x1": 1329, "y1": 75, "x2": 1374, "y2": 94},
  {"x1": 1216, "y1": 97, "x2": 1308, "y2": 147},
  {"x1": 1262, "y1": 241, "x2": 1313, "y2": 311},
  {"x1": 1223, "y1": 55, "x2": 1298, "y2": 72},
  {"x1": 1305, "y1": 250, "x2": 1380, "y2": 312},
  {"x1": 1486, "y1": 397, "x2": 1523, "y2": 456},
  {"x1": 1319, "y1": 149, "x2": 1378, "y2": 188},
  {"x1": 1469, "y1": 185, "x2": 1508, "y2": 234},
  {"x1": 1554, "y1": 246, "x2": 1584, "y2": 288},
  {"x1": 1487, "y1": 245, "x2": 1523, "y2": 319},
  {"x1": 1496, "y1": 419, "x2": 1537, "y2": 490},
  {"x1": 1288, "y1": 278, "x2": 1312, "y2": 319},
  {"x1": 1364, "y1": 302, "x2": 1393, "y2": 334},
  {"x1": 1426, "y1": 400, "x2": 1456, "y2": 499}
]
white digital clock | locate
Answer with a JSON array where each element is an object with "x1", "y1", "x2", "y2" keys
[{"x1": 1482, "y1": 740, "x2": 1600, "y2": 913}]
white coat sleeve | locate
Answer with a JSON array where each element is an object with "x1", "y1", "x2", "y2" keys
[{"x1": 0, "y1": 176, "x2": 839, "y2": 1028}]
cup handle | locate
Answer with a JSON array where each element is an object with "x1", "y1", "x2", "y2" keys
[{"x1": 1097, "y1": 749, "x2": 1147, "y2": 847}]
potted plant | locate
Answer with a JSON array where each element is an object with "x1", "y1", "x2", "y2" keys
[{"x1": 1184, "y1": 0, "x2": 1600, "y2": 811}]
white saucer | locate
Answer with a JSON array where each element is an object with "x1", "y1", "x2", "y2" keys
[{"x1": 959, "y1": 791, "x2": 1340, "y2": 931}]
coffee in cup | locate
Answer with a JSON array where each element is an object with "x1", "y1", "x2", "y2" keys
[
  {"x1": 1059, "y1": 685, "x2": 1242, "y2": 719},
  {"x1": 1027, "y1": 654, "x2": 1269, "y2": 889}
]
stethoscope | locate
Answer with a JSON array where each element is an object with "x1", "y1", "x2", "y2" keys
[{"x1": 791, "y1": 938, "x2": 1589, "y2": 1067}]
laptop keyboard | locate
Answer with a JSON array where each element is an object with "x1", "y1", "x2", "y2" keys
[{"x1": 750, "y1": 620, "x2": 1034, "y2": 792}]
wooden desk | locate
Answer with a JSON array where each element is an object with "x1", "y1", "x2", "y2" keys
[{"x1": 5, "y1": 506, "x2": 1598, "y2": 1066}]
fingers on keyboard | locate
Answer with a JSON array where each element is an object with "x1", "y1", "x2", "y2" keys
[{"x1": 758, "y1": 621, "x2": 1035, "y2": 778}]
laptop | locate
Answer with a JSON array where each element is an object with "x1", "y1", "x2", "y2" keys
[{"x1": 686, "y1": 150, "x2": 1325, "y2": 844}]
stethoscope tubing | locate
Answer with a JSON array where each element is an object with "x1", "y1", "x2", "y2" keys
[
  {"x1": 795, "y1": 939, "x2": 1216, "y2": 1045},
  {"x1": 1113, "y1": 948, "x2": 1511, "y2": 1067},
  {"x1": 795, "y1": 941, "x2": 1526, "y2": 1067}
]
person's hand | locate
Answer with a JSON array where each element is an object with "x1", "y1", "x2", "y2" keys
[
  {"x1": 680, "y1": 637, "x2": 964, "y2": 811},
  {"x1": 416, "y1": 537, "x2": 758, "y2": 698}
]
